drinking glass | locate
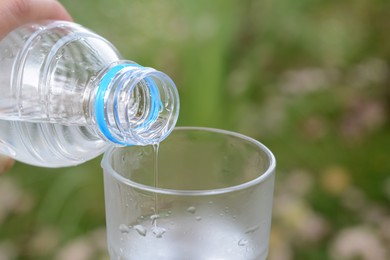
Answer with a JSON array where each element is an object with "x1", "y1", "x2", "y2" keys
[{"x1": 101, "y1": 127, "x2": 276, "y2": 260}]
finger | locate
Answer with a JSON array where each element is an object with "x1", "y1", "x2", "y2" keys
[
  {"x1": 0, "y1": 0, "x2": 73, "y2": 39},
  {"x1": 0, "y1": 155, "x2": 15, "y2": 175}
]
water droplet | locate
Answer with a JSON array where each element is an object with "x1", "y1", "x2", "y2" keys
[
  {"x1": 119, "y1": 224, "x2": 130, "y2": 234},
  {"x1": 4, "y1": 48, "x2": 13, "y2": 58},
  {"x1": 245, "y1": 225, "x2": 260, "y2": 234},
  {"x1": 152, "y1": 226, "x2": 166, "y2": 238},
  {"x1": 150, "y1": 214, "x2": 160, "y2": 225},
  {"x1": 187, "y1": 206, "x2": 196, "y2": 214},
  {"x1": 195, "y1": 216, "x2": 202, "y2": 221},
  {"x1": 238, "y1": 238, "x2": 249, "y2": 246},
  {"x1": 133, "y1": 225, "x2": 147, "y2": 236},
  {"x1": 150, "y1": 214, "x2": 160, "y2": 221}
]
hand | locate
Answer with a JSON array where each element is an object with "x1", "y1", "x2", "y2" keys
[
  {"x1": 0, "y1": 0, "x2": 72, "y2": 173},
  {"x1": 0, "y1": 155, "x2": 14, "y2": 175},
  {"x1": 0, "y1": 0, "x2": 72, "y2": 39}
]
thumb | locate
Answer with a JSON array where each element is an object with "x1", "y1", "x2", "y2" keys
[
  {"x1": 0, "y1": 0, "x2": 73, "y2": 39},
  {"x1": 0, "y1": 155, "x2": 15, "y2": 175}
]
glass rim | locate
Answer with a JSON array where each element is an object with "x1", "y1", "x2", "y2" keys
[{"x1": 101, "y1": 126, "x2": 276, "y2": 196}]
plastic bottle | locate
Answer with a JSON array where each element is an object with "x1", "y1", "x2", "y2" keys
[{"x1": 0, "y1": 21, "x2": 179, "y2": 167}]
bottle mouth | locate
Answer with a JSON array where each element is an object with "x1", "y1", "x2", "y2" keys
[{"x1": 95, "y1": 63, "x2": 179, "y2": 145}]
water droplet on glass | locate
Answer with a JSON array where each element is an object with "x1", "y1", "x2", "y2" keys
[
  {"x1": 150, "y1": 214, "x2": 160, "y2": 225},
  {"x1": 150, "y1": 214, "x2": 160, "y2": 221},
  {"x1": 133, "y1": 225, "x2": 147, "y2": 236},
  {"x1": 187, "y1": 206, "x2": 196, "y2": 214},
  {"x1": 152, "y1": 226, "x2": 166, "y2": 238},
  {"x1": 195, "y1": 216, "x2": 202, "y2": 221},
  {"x1": 245, "y1": 225, "x2": 260, "y2": 234},
  {"x1": 238, "y1": 238, "x2": 249, "y2": 246},
  {"x1": 119, "y1": 224, "x2": 130, "y2": 234}
]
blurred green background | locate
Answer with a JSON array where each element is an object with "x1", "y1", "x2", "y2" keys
[{"x1": 1, "y1": 0, "x2": 390, "y2": 259}]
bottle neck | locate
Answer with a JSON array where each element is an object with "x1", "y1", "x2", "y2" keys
[{"x1": 92, "y1": 61, "x2": 179, "y2": 146}]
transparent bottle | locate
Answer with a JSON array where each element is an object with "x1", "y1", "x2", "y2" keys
[{"x1": 0, "y1": 21, "x2": 179, "y2": 167}]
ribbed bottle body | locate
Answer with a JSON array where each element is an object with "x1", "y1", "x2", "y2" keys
[
  {"x1": 0, "y1": 21, "x2": 121, "y2": 124},
  {"x1": 0, "y1": 21, "x2": 179, "y2": 167}
]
